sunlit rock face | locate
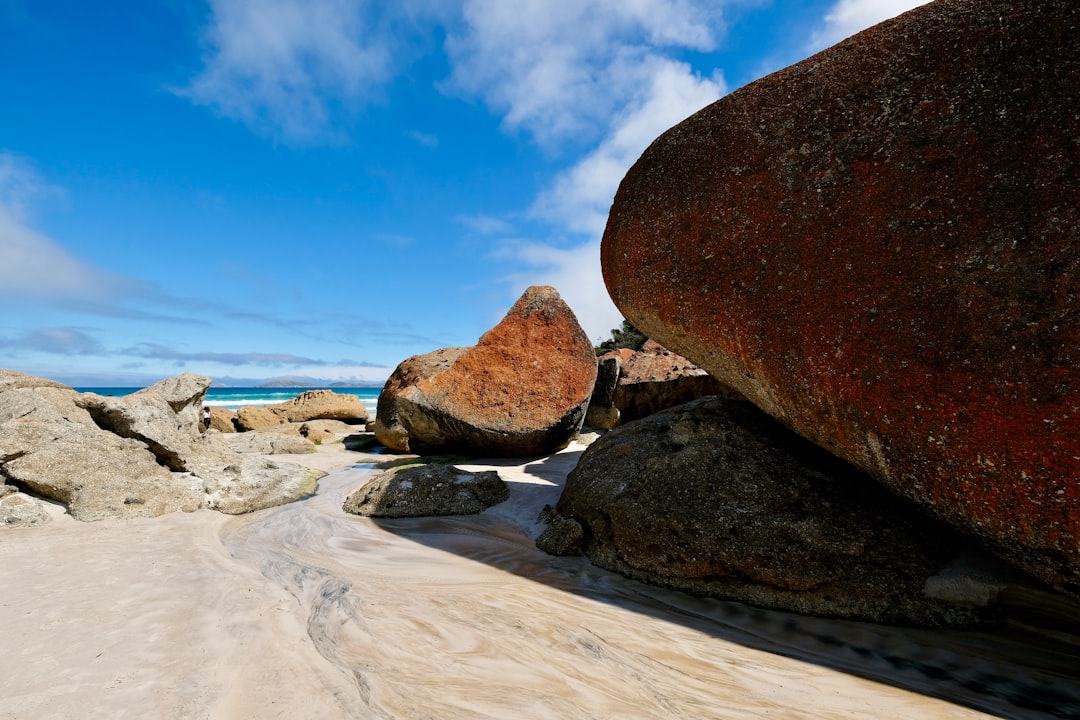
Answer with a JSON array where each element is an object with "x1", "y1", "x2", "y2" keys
[
  {"x1": 375, "y1": 286, "x2": 597, "y2": 457},
  {"x1": 601, "y1": 0, "x2": 1080, "y2": 596}
]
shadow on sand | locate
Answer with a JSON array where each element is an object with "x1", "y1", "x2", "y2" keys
[{"x1": 356, "y1": 446, "x2": 1080, "y2": 720}]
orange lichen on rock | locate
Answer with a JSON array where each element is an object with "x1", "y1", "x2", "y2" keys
[
  {"x1": 601, "y1": 0, "x2": 1080, "y2": 595},
  {"x1": 376, "y1": 286, "x2": 597, "y2": 457}
]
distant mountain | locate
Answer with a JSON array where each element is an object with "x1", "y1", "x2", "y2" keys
[{"x1": 254, "y1": 376, "x2": 384, "y2": 388}]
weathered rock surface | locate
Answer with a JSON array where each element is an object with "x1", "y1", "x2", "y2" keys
[
  {"x1": 584, "y1": 356, "x2": 622, "y2": 430},
  {"x1": 219, "y1": 430, "x2": 317, "y2": 455},
  {"x1": 233, "y1": 390, "x2": 369, "y2": 432},
  {"x1": 298, "y1": 419, "x2": 354, "y2": 443},
  {"x1": 1, "y1": 491, "x2": 53, "y2": 527},
  {"x1": 0, "y1": 371, "x2": 319, "y2": 521},
  {"x1": 613, "y1": 340, "x2": 733, "y2": 424},
  {"x1": 601, "y1": 0, "x2": 1080, "y2": 596},
  {"x1": 75, "y1": 374, "x2": 212, "y2": 472},
  {"x1": 545, "y1": 396, "x2": 993, "y2": 626},
  {"x1": 536, "y1": 504, "x2": 585, "y2": 556},
  {"x1": 203, "y1": 456, "x2": 320, "y2": 515},
  {"x1": 0, "y1": 369, "x2": 71, "y2": 393},
  {"x1": 208, "y1": 407, "x2": 237, "y2": 433},
  {"x1": 270, "y1": 389, "x2": 368, "y2": 423},
  {"x1": 343, "y1": 463, "x2": 508, "y2": 517},
  {"x1": 374, "y1": 347, "x2": 468, "y2": 452},
  {"x1": 1, "y1": 386, "x2": 205, "y2": 521},
  {"x1": 234, "y1": 405, "x2": 282, "y2": 432},
  {"x1": 376, "y1": 286, "x2": 597, "y2": 456}
]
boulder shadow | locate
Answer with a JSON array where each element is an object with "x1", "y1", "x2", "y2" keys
[{"x1": 360, "y1": 447, "x2": 1080, "y2": 720}]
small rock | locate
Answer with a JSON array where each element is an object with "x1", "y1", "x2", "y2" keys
[{"x1": 343, "y1": 463, "x2": 509, "y2": 517}]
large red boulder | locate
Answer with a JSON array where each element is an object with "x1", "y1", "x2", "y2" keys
[
  {"x1": 375, "y1": 286, "x2": 597, "y2": 456},
  {"x1": 601, "y1": 0, "x2": 1080, "y2": 595}
]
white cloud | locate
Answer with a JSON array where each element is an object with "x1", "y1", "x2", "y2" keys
[
  {"x1": 808, "y1": 0, "x2": 932, "y2": 51},
  {"x1": 0, "y1": 327, "x2": 106, "y2": 356},
  {"x1": 181, "y1": 0, "x2": 395, "y2": 142},
  {"x1": 533, "y1": 56, "x2": 723, "y2": 237},
  {"x1": 445, "y1": 0, "x2": 724, "y2": 150},
  {"x1": 405, "y1": 129, "x2": 439, "y2": 147},
  {"x1": 501, "y1": 240, "x2": 622, "y2": 342},
  {"x1": 443, "y1": 1, "x2": 728, "y2": 339},
  {"x1": 458, "y1": 214, "x2": 515, "y2": 236},
  {"x1": 0, "y1": 154, "x2": 138, "y2": 303}
]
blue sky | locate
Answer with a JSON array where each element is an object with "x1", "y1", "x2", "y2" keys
[{"x1": 0, "y1": 0, "x2": 928, "y2": 387}]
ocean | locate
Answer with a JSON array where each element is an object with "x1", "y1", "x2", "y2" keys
[{"x1": 76, "y1": 386, "x2": 382, "y2": 415}]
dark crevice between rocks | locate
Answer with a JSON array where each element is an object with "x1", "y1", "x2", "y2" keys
[{"x1": 77, "y1": 404, "x2": 188, "y2": 472}]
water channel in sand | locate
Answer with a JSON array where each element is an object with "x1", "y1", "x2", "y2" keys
[
  {"x1": 220, "y1": 453, "x2": 1080, "y2": 719},
  {"x1": 3, "y1": 445, "x2": 1079, "y2": 719}
]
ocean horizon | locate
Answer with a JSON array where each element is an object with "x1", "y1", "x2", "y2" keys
[{"x1": 76, "y1": 386, "x2": 382, "y2": 414}]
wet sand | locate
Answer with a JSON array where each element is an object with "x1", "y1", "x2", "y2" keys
[{"x1": 2, "y1": 438, "x2": 1078, "y2": 719}]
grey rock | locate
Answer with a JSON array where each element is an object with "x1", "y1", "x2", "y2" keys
[
  {"x1": 203, "y1": 455, "x2": 321, "y2": 515},
  {"x1": 219, "y1": 431, "x2": 317, "y2": 455},
  {"x1": 0, "y1": 388, "x2": 204, "y2": 521},
  {"x1": 584, "y1": 357, "x2": 621, "y2": 430},
  {"x1": 343, "y1": 463, "x2": 509, "y2": 517},
  {"x1": 0, "y1": 369, "x2": 71, "y2": 393},
  {"x1": 535, "y1": 504, "x2": 584, "y2": 556},
  {"x1": 136, "y1": 373, "x2": 210, "y2": 430},
  {"x1": 0, "y1": 386, "x2": 95, "y2": 426},
  {"x1": 76, "y1": 389, "x2": 202, "y2": 472},
  {"x1": 0, "y1": 491, "x2": 53, "y2": 527},
  {"x1": 0, "y1": 371, "x2": 324, "y2": 521},
  {"x1": 545, "y1": 395, "x2": 994, "y2": 627}
]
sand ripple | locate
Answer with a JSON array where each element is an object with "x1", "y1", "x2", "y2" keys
[
  {"x1": 218, "y1": 464, "x2": 1080, "y2": 720},
  {"x1": 2, "y1": 450, "x2": 1078, "y2": 719}
]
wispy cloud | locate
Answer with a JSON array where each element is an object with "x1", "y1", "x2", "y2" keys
[
  {"x1": 122, "y1": 343, "x2": 383, "y2": 368},
  {"x1": 532, "y1": 56, "x2": 723, "y2": 237},
  {"x1": 0, "y1": 327, "x2": 106, "y2": 356},
  {"x1": 405, "y1": 129, "x2": 439, "y2": 147},
  {"x1": 499, "y1": 239, "x2": 622, "y2": 344},
  {"x1": 808, "y1": 0, "x2": 932, "y2": 52},
  {"x1": 446, "y1": 2, "x2": 726, "y2": 338},
  {"x1": 457, "y1": 213, "x2": 515, "y2": 236},
  {"x1": 0, "y1": 153, "x2": 149, "y2": 305},
  {"x1": 445, "y1": 0, "x2": 723, "y2": 151},
  {"x1": 180, "y1": 0, "x2": 398, "y2": 143}
]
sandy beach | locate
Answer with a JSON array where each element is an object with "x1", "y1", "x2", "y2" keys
[{"x1": 2, "y1": 437, "x2": 1078, "y2": 719}]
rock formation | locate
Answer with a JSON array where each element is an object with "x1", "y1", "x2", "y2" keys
[
  {"x1": 218, "y1": 430, "x2": 317, "y2": 456},
  {"x1": 373, "y1": 347, "x2": 468, "y2": 451},
  {"x1": 610, "y1": 340, "x2": 734, "y2": 426},
  {"x1": 297, "y1": 419, "x2": 354, "y2": 443},
  {"x1": 343, "y1": 463, "x2": 508, "y2": 518},
  {"x1": 374, "y1": 286, "x2": 597, "y2": 456},
  {"x1": 271, "y1": 389, "x2": 369, "y2": 423},
  {"x1": 584, "y1": 356, "x2": 621, "y2": 430},
  {"x1": 207, "y1": 407, "x2": 237, "y2": 433},
  {"x1": 542, "y1": 396, "x2": 995, "y2": 627},
  {"x1": 233, "y1": 390, "x2": 369, "y2": 431},
  {"x1": 601, "y1": 0, "x2": 1080, "y2": 597},
  {"x1": 0, "y1": 369, "x2": 70, "y2": 393},
  {"x1": 203, "y1": 455, "x2": 319, "y2": 515},
  {"x1": 0, "y1": 371, "x2": 319, "y2": 521},
  {"x1": 234, "y1": 405, "x2": 281, "y2": 432},
  {"x1": 1, "y1": 486, "x2": 52, "y2": 527}
]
